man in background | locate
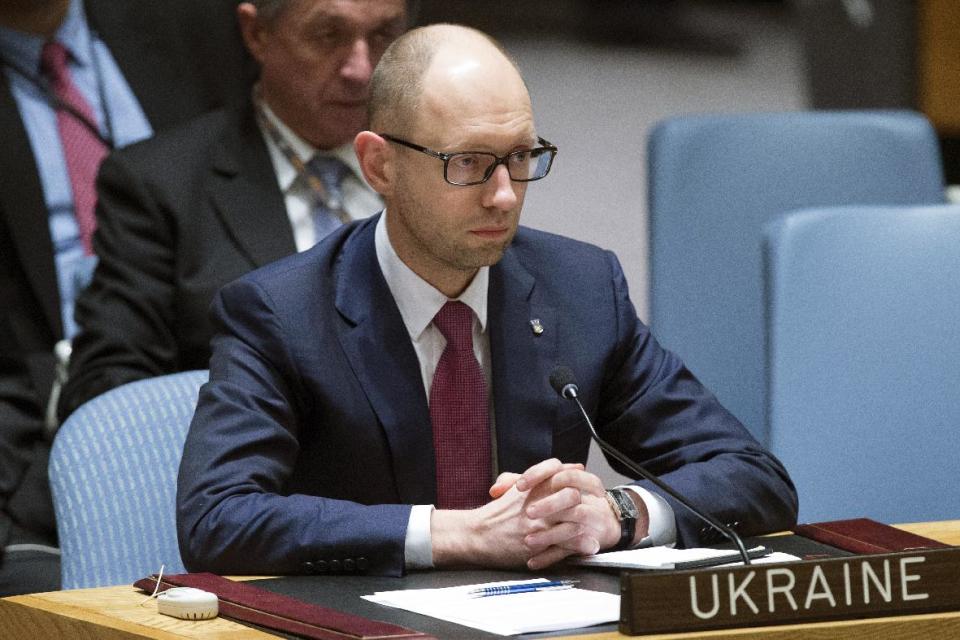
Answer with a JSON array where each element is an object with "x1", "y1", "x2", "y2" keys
[
  {"x1": 0, "y1": 0, "x2": 251, "y2": 595},
  {"x1": 58, "y1": 0, "x2": 408, "y2": 420},
  {"x1": 177, "y1": 24, "x2": 797, "y2": 577}
]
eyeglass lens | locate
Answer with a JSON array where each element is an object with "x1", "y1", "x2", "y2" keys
[{"x1": 446, "y1": 148, "x2": 554, "y2": 185}]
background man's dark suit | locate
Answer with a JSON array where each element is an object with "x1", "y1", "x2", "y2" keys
[
  {"x1": 0, "y1": 0, "x2": 251, "y2": 589},
  {"x1": 57, "y1": 102, "x2": 293, "y2": 418},
  {"x1": 177, "y1": 215, "x2": 798, "y2": 577}
]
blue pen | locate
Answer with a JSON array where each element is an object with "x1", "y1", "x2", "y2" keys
[{"x1": 468, "y1": 580, "x2": 577, "y2": 597}]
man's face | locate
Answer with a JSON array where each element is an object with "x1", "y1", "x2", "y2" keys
[
  {"x1": 384, "y1": 58, "x2": 536, "y2": 296},
  {"x1": 248, "y1": 0, "x2": 406, "y2": 149}
]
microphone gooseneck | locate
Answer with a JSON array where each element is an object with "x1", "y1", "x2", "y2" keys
[{"x1": 549, "y1": 366, "x2": 752, "y2": 565}]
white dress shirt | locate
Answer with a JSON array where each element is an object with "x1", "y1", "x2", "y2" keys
[{"x1": 373, "y1": 212, "x2": 675, "y2": 569}]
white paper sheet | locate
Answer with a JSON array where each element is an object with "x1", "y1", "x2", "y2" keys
[
  {"x1": 362, "y1": 578, "x2": 620, "y2": 636},
  {"x1": 572, "y1": 545, "x2": 799, "y2": 570}
]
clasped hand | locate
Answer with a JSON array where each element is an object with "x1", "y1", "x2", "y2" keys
[{"x1": 432, "y1": 458, "x2": 622, "y2": 570}]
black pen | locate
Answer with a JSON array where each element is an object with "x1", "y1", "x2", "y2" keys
[{"x1": 468, "y1": 580, "x2": 578, "y2": 597}]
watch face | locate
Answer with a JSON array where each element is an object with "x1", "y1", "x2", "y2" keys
[{"x1": 611, "y1": 489, "x2": 639, "y2": 521}]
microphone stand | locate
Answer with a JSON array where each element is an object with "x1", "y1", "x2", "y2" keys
[{"x1": 556, "y1": 374, "x2": 753, "y2": 565}]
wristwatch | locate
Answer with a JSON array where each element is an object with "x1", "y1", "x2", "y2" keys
[{"x1": 606, "y1": 488, "x2": 640, "y2": 551}]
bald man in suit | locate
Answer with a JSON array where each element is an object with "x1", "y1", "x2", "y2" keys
[{"x1": 177, "y1": 24, "x2": 797, "y2": 577}]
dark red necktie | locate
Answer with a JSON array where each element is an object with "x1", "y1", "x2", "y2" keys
[
  {"x1": 429, "y1": 301, "x2": 491, "y2": 509},
  {"x1": 41, "y1": 41, "x2": 107, "y2": 255}
]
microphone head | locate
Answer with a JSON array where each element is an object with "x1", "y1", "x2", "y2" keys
[{"x1": 549, "y1": 366, "x2": 578, "y2": 399}]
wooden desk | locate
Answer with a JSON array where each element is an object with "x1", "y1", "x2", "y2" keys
[{"x1": 2, "y1": 521, "x2": 958, "y2": 640}]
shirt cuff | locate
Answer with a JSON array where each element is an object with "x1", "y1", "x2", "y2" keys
[
  {"x1": 404, "y1": 504, "x2": 435, "y2": 569},
  {"x1": 620, "y1": 485, "x2": 677, "y2": 548}
]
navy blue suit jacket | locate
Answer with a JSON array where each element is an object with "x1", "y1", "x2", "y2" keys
[{"x1": 177, "y1": 215, "x2": 797, "y2": 576}]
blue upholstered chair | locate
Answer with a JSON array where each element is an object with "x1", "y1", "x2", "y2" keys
[
  {"x1": 49, "y1": 370, "x2": 208, "y2": 589},
  {"x1": 764, "y1": 205, "x2": 960, "y2": 523},
  {"x1": 648, "y1": 110, "x2": 944, "y2": 443}
]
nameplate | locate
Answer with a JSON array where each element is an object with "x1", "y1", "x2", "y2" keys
[{"x1": 619, "y1": 547, "x2": 960, "y2": 635}]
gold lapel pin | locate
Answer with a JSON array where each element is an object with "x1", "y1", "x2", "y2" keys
[{"x1": 530, "y1": 319, "x2": 544, "y2": 335}]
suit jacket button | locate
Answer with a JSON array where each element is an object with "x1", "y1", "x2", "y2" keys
[
  {"x1": 303, "y1": 561, "x2": 315, "y2": 573},
  {"x1": 330, "y1": 559, "x2": 341, "y2": 573},
  {"x1": 316, "y1": 560, "x2": 328, "y2": 573},
  {"x1": 344, "y1": 558, "x2": 356, "y2": 572},
  {"x1": 357, "y1": 557, "x2": 369, "y2": 571}
]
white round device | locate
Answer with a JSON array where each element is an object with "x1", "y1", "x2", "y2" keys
[{"x1": 157, "y1": 587, "x2": 219, "y2": 620}]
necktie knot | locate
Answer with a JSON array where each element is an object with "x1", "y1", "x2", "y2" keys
[
  {"x1": 40, "y1": 40, "x2": 70, "y2": 87},
  {"x1": 433, "y1": 301, "x2": 474, "y2": 352}
]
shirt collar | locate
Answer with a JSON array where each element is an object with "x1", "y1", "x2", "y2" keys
[
  {"x1": 59, "y1": 0, "x2": 93, "y2": 68},
  {"x1": 375, "y1": 211, "x2": 489, "y2": 341},
  {"x1": 0, "y1": 0, "x2": 92, "y2": 74},
  {"x1": 256, "y1": 92, "x2": 364, "y2": 193}
]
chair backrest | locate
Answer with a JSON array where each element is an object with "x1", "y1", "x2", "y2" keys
[
  {"x1": 49, "y1": 370, "x2": 208, "y2": 589},
  {"x1": 648, "y1": 110, "x2": 944, "y2": 442},
  {"x1": 764, "y1": 205, "x2": 960, "y2": 523}
]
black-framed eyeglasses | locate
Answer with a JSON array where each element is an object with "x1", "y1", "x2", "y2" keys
[{"x1": 379, "y1": 134, "x2": 558, "y2": 186}]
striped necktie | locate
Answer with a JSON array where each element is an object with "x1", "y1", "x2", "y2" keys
[
  {"x1": 41, "y1": 40, "x2": 107, "y2": 255},
  {"x1": 307, "y1": 155, "x2": 349, "y2": 242}
]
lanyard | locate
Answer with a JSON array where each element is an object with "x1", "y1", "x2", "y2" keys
[
  {"x1": 0, "y1": 31, "x2": 115, "y2": 149},
  {"x1": 253, "y1": 89, "x2": 350, "y2": 224}
]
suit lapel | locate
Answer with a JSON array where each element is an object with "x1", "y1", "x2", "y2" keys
[
  {"x1": 0, "y1": 80, "x2": 62, "y2": 338},
  {"x1": 488, "y1": 246, "x2": 559, "y2": 474},
  {"x1": 208, "y1": 104, "x2": 296, "y2": 268},
  {"x1": 334, "y1": 218, "x2": 436, "y2": 505}
]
